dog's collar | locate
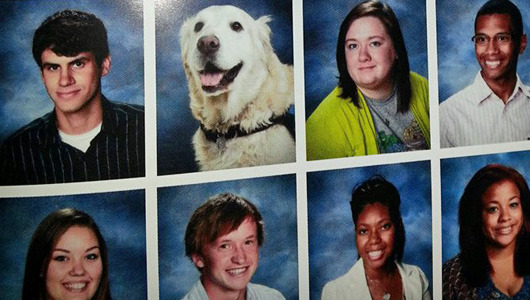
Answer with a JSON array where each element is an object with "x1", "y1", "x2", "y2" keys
[{"x1": 200, "y1": 113, "x2": 290, "y2": 149}]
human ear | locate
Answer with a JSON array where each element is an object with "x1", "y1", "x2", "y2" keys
[
  {"x1": 100, "y1": 55, "x2": 112, "y2": 77},
  {"x1": 519, "y1": 34, "x2": 527, "y2": 54},
  {"x1": 191, "y1": 253, "x2": 205, "y2": 268}
]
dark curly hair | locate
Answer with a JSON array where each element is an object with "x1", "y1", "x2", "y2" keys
[
  {"x1": 350, "y1": 175, "x2": 406, "y2": 261},
  {"x1": 32, "y1": 9, "x2": 109, "y2": 68}
]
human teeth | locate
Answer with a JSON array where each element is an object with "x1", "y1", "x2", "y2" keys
[
  {"x1": 497, "y1": 226, "x2": 512, "y2": 234},
  {"x1": 228, "y1": 267, "x2": 246, "y2": 275},
  {"x1": 368, "y1": 250, "x2": 382, "y2": 259},
  {"x1": 65, "y1": 282, "x2": 86, "y2": 290},
  {"x1": 485, "y1": 60, "x2": 500, "y2": 67}
]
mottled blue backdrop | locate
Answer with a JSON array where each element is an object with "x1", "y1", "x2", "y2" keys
[
  {"x1": 156, "y1": 0, "x2": 294, "y2": 174},
  {"x1": 441, "y1": 150, "x2": 530, "y2": 263},
  {"x1": 308, "y1": 161, "x2": 432, "y2": 299},
  {"x1": 0, "y1": 190, "x2": 147, "y2": 299},
  {"x1": 158, "y1": 174, "x2": 298, "y2": 299},
  {"x1": 437, "y1": 0, "x2": 530, "y2": 103},
  {"x1": 0, "y1": 0, "x2": 144, "y2": 146},
  {"x1": 304, "y1": 0, "x2": 428, "y2": 119}
]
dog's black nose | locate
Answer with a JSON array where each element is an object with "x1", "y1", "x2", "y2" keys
[{"x1": 197, "y1": 36, "x2": 220, "y2": 55}]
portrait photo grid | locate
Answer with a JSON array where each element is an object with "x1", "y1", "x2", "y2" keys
[{"x1": 1, "y1": 0, "x2": 530, "y2": 299}]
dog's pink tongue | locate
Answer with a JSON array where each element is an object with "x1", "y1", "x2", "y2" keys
[{"x1": 200, "y1": 73, "x2": 223, "y2": 87}]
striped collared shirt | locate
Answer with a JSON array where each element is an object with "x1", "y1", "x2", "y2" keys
[{"x1": 0, "y1": 97, "x2": 145, "y2": 185}]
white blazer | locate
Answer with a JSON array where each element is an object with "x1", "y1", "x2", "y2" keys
[{"x1": 321, "y1": 258, "x2": 431, "y2": 300}]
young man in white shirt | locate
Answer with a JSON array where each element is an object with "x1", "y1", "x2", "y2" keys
[
  {"x1": 183, "y1": 193, "x2": 285, "y2": 300},
  {"x1": 440, "y1": 0, "x2": 530, "y2": 148}
]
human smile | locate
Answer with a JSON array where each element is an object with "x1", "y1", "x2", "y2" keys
[
  {"x1": 227, "y1": 266, "x2": 248, "y2": 276},
  {"x1": 57, "y1": 89, "x2": 80, "y2": 99},
  {"x1": 63, "y1": 281, "x2": 88, "y2": 292},
  {"x1": 485, "y1": 60, "x2": 501, "y2": 68},
  {"x1": 495, "y1": 225, "x2": 514, "y2": 235},
  {"x1": 367, "y1": 250, "x2": 384, "y2": 260}
]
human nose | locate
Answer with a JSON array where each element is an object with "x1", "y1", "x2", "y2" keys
[
  {"x1": 485, "y1": 37, "x2": 500, "y2": 54},
  {"x1": 231, "y1": 245, "x2": 247, "y2": 264},
  {"x1": 368, "y1": 230, "x2": 382, "y2": 244},
  {"x1": 69, "y1": 258, "x2": 86, "y2": 276},
  {"x1": 358, "y1": 45, "x2": 370, "y2": 62},
  {"x1": 498, "y1": 207, "x2": 511, "y2": 223},
  {"x1": 59, "y1": 68, "x2": 74, "y2": 86}
]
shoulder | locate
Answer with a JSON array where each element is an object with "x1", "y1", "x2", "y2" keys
[
  {"x1": 106, "y1": 99, "x2": 145, "y2": 116},
  {"x1": 440, "y1": 79, "x2": 479, "y2": 113},
  {"x1": 443, "y1": 255, "x2": 463, "y2": 281},
  {"x1": 321, "y1": 261, "x2": 367, "y2": 300},
  {"x1": 181, "y1": 280, "x2": 208, "y2": 300},
  {"x1": 409, "y1": 72, "x2": 428, "y2": 87},
  {"x1": 398, "y1": 262, "x2": 430, "y2": 298},
  {"x1": 409, "y1": 72, "x2": 429, "y2": 107},
  {"x1": 400, "y1": 262, "x2": 428, "y2": 280},
  {"x1": 247, "y1": 282, "x2": 285, "y2": 300},
  {"x1": 1, "y1": 112, "x2": 54, "y2": 146},
  {"x1": 442, "y1": 254, "x2": 477, "y2": 300},
  {"x1": 308, "y1": 87, "x2": 355, "y2": 120}
]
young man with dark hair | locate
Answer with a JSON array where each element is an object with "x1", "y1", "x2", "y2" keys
[
  {"x1": 183, "y1": 193, "x2": 284, "y2": 300},
  {"x1": 440, "y1": 0, "x2": 529, "y2": 148},
  {"x1": 0, "y1": 10, "x2": 144, "y2": 185}
]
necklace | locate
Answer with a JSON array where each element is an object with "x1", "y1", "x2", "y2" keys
[
  {"x1": 367, "y1": 275, "x2": 391, "y2": 300},
  {"x1": 366, "y1": 270, "x2": 399, "y2": 300}
]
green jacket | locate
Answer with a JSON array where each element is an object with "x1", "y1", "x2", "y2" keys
[{"x1": 306, "y1": 72, "x2": 430, "y2": 160}]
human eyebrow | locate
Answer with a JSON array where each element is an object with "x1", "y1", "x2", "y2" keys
[
  {"x1": 42, "y1": 63, "x2": 60, "y2": 70},
  {"x1": 52, "y1": 248, "x2": 70, "y2": 253},
  {"x1": 69, "y1": 57, "x2": 89, "y2": 67},
  {"x1": 85, "y1": 246, "x2": 100, "y2": 253}
]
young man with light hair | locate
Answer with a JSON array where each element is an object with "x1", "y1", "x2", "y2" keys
[{"x1": 183, "y1": 193, "x2": 285, "y2": 300}]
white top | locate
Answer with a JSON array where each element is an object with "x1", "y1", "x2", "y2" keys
[
  {"x1": 182, "y1": 280, "x2": 285, "y2": 300},
  {"x1": 440, "y1": 72, "x2": 530, "y2": 148},
  {"x1": 321, "y1": 259, "x2": 431, "y2": 300},
  {"x1": 58, "y1": 123, "x2": 102, "y2": 152}
]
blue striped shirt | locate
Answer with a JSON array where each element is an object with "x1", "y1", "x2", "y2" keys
[{"x1": 0, "y1": 97, "x2": 144, "y2": 185}]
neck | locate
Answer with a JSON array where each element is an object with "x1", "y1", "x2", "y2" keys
[
  {"x1": 482, "y1": 71, "x2": 517, "y2": 104},
  {"x1": 202, "y1": 279, "x2": 246, "y2": 300},
  {"x1": 486, "y1": 243, "x2": 524, "y2": 297},
  {"x1": 363, "y1": 259, "x2": 397, "y2": 280},
  {"x1": 359, "y1": 81, "x2": 395, "y2": 101},
  {"x1": 56, "y1": 93, "x2": 103, "y2": 135},
  {"x1": 486, "y1": 242, "x2": 516, "y2": 273}
]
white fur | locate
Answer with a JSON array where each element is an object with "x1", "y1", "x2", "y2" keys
[{"x1": 180, "y1": 5, "x2": 295, "y2": 170}]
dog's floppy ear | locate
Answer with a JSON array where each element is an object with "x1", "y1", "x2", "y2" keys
[
  {"x1": 180, "y1": 17, "x2": 194, "y2": 66},
  {"x1": 255, "y1": 15, "x2": 274, "y2": 60}
]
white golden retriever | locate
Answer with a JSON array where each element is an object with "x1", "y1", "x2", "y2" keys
[{"x1": 180, "y1": 5, "x2": 295, "y2": 171}]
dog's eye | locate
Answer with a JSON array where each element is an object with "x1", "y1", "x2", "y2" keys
[
  {"x1": 230, "y1": 22, "x2": 243, "y2": 32},
  {"x1": 194, "y1": 22, "x2": 204, "y2": 32}
]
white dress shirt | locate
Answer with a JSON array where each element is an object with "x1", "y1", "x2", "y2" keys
[{"x1": 440, "y1": 72, "x2": 530, "y2": 148}]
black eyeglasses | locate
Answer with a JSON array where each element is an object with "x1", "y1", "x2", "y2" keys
[{"x1": 471, "y1": 33, "x2": 512, "y2": 46}]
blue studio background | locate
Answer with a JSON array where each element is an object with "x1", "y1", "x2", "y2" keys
[
  {"x1": 437, "y1": 0, "x2": 530, "y2": 103},
  {"x1": 0, "y1": 0, "x2": 144, "y2": 146},
  {"x1": 0, "y1": 190, "x2": 147, "y2": 299},
  {"x1": 441, "y1": 150, "x2": 530, "y2": 262},
  {"x1": 307, "y1": 161, "x2": 432, "y2": 300},
  {"x1": 156, "y1": 0, "x2": 294, "y2": 175},
  {"x1": 158, "y1": 174, "x2": 298, "y2": 299},
  {"x1": 303, "y1": 0, "x2": 428, "y2": 119}
]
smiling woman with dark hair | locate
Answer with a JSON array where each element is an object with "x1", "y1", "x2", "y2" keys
[
  {"x1": 306, "y1": 0, "x2": 429, "y2": 160},
  {"x1": 22, "y1": 208, "x2": 111, "y2": 300},
  {"x1": 443, "y1": 164, "x2": 530, "y2": 299},
  {"x1": 322, "y1": 175, "x2": 430, "y2": 299}
]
